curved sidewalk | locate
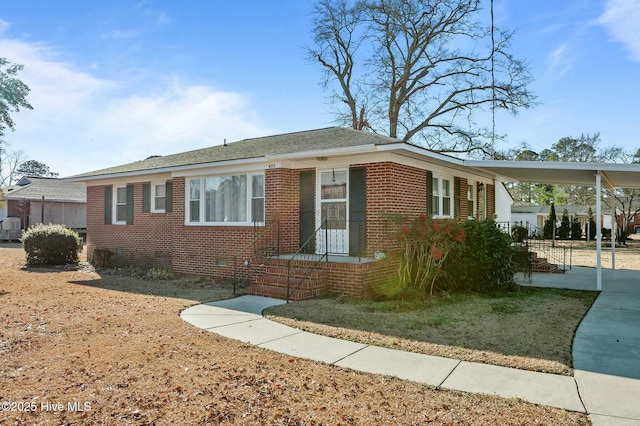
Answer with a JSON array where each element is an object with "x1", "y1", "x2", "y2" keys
[{"x1": 181, "y1": 295, "x2": 585, "y2": 414}]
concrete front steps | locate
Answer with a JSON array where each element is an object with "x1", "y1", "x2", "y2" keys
[{"x1": 245, "y1": 257, "x2": 328, "y2": 301}]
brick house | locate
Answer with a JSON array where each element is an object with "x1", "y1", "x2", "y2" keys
[{"x1": 69, "y1": 127, "x2": 502, "y2": 299}]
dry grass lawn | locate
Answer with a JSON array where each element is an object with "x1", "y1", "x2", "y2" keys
[
  {"x1": 266, "y1": 289, "x2": 596, "y2": 376},
  {"x1": 0, "y1": 244, "x2": 590, "y2": 425}
]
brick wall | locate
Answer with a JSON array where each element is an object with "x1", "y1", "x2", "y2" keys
[
  {"x1": 265, "y1": 168, "x2": 300, "y2": 253},
  {"x1": 87, "y1": 183, "x2": 174, "y2": 268},
  {"x1": 357, "y1": 162, "x2": 428, "y2": 256},
  {"x1": 161, "y1": 177, "x2": 256, "y2": 277}
]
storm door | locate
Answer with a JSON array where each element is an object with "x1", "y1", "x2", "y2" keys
[{"x1": 317, "y1": 169, "x2": 348, "y2": 254}]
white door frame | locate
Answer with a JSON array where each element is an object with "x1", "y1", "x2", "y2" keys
[{"x1": 316, "y1": 168, "x2": 349, "y2": 255}]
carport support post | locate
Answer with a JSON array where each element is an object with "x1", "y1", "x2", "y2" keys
[
  {"x1": 600, "y1": 170, "x2": 618, "y2": 272},
  {"x1": 611, "y1": 187, "x2": 616, "y2": 271},
  {"x1": 596, "y1": 173, "x2": 602, "y2": 291}
]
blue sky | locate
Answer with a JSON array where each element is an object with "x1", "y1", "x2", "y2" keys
[{"x1": 0, "y1": 0, "x2": 638, "y2": 177}]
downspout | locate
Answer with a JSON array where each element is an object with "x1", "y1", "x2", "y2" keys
[{"x1": 41, "y1": 196, "x2": 45, "y2": 225}]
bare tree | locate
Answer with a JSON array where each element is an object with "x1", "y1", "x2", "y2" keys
[
  {"x1": 606, "y1": 148, "x2": 640, "y2": 242},
  {"x1": 308, "y1": 0, "x2": 536, "y2": 155},
  {"x1": 0, "y1": 142, "x2": 28, "y2": 187},
  {"x1": 0, "y1": 139, "x2": 27, "y2": 186}
]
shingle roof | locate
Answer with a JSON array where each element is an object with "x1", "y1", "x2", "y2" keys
[
  {"x1": 1, "y1": 177, "x2": 86, "y2": 203},
  {"x1": 68, "y1": 127, "x2": 402, "y2": 179}
]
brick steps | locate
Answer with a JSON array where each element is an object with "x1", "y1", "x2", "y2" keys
[
  {"x1": 245, "y1": 284, "x2": 325, "y2": 301},
  {"x1": 530, "y1": 253, "x2": 564, "y2": 273},
  {"x1": 244, "y1": 257, "x2": 328, "y2": 300}
]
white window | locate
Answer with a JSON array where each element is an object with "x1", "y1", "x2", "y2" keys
[
  {"x1": 187, "y1": 173, "x2": 265, "y2": 225},
  {"x1": 431, "y1": 177, "x2": 440, "y2": 216},
  {"x1": 152, "y1": 183, "x2": 166, "y2": 212},
  {"x1": 115, "y1": 186, "x2": 127, "y2": 223},
  {"x1": 251, "y1": 175, "x2": 265, "y2": 223},
  {"x1": 431, "y1": 175, "x2": 453, "y2": 218},
  {"x1": 189, "y1": 179, "x2": 200, "y2": 222},
  {"x1": 468, "y1": 183, "x2": 476, "y2": 219}
]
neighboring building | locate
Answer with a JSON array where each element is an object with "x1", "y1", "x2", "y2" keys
[
  {"x1": 494, "y1": 183, "x2": 513, "y2": 224},
  {"x1": 512, "y1": 205, "x2": 596, "y2": 230},
  {"x1": 0, "y1": 176, "x2": 87, "y2": 241},
  {"x1": 69, "y1": 127, "x2": 507, "y2": 299}
]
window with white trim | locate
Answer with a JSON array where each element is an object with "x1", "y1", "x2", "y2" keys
[
  {"x1": 251, "y1": 175, "x2": 265, "y2": 223},
  {"x1": 431, "y1": 176, "x2": 453, "y2": 218},
  {"x1": 186, "y1": 173, "x2": 265, "y2": 224},
  {"x1": 189, "y1": 179, "x2": 200, "y2": 222},
  {"x1": 115, "y1": 186, "x2": 127, "y2": 223},
  {"x1": 468, "y1": 183, "x2": 476, "y2": 219},
  {"x1": 152, "y1": 183, "x2": 166, "y2": 212}
]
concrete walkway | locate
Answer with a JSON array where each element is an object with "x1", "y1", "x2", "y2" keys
[{"x1": 181, "y1": 267, "x2": 640, "y2": 425}]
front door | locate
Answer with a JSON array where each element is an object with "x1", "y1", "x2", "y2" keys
[{"x1": 317, "y1": 169, "x2": 348, "y2": 255}]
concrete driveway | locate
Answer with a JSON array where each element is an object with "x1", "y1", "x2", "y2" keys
[
  {"x1": 571, "y1": 269, "x2": 640, "y2": 425},
  {"x1": 525, "y1": 267, "x2": 640, "y2": 425}
]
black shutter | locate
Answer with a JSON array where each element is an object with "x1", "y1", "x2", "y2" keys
[
  {"x1": 104, "y1": 186, "x2": 112, "y2": 224},
  {"x1": 126, "y1": 183, "x2": 134, "y2": 225},
  {"x1": 454, "y1": 177, "x2": 461, "y2": 219},
  {"x1": 349, "y1": 167, "x2": 366, "y2": 256},
  {"x1": 142, "y1": 183, "x2": 150, "y2": 213},
  {"x1": 426, "y1": 171, "x2": 433, "y2": 218},
  {"x1": 165, "y1": 180, "x2": 173, "y2": 213},
  {"x1": 299, "y1": 170, "x2": 315, "y2": 249}
]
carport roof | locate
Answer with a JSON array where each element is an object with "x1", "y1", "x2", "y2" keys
[{"x1": 464, "y1": 160, "x2": 640, "y2": 189}]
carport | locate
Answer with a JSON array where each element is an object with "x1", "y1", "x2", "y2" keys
[{"x1": 465, "y1": 160, "x2": 640, "y2": 290}]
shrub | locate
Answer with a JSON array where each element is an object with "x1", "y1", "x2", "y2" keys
[
  {"x1": 587, "y1": 218, "x2": 597, "y2": 240},
  {"x1": 557, "y1": 209, "x2": 570, "y2": 239},
  {"x1": 571, "y1": 218, "x2": 582, "y2": 240},
  {"x1": 21, "y1": 224, "x2": 80, "y2": 266},
  {"x1": 543, "y1": 204, "x2": 557, "y2": 239},
  {"x1": 510, "y1": 224, "x2": 527, "y2": 243},
  {"x1": 146, "y1": 267, "x2": 175, "y2": 280},
  {"x1": 440, "y1": 219, "x2": 516, "y2": 293},
  {"x1": 386, "y1": 215, "x2": 465, "y2": 297}
]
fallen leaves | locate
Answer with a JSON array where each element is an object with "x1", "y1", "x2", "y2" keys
[{"x1": 0, "y1": 246, "x2": 588, "y2": 425}]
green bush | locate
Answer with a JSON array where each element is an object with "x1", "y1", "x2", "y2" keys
[
  {"x1": 440, "y1": 219, "x2": 516, "y2": 293},
  {"x1": 557, "y1": 209, "x2": 570, "y2": 239},
  {"x1": 510, "y1": 224, "x2": 528, "y2": 243},
  {"x1": 21, "y1": 224, "x2": 80, "y2": 266},
  {"x1": 571, "y1": 218, "x2": 582, "y2": 240},
  {"x1": 387, "y1": 216, "x2": 465, "y2": 297},
  {"x1": 543, "y1": 204, "x2": 557, "y2": 239}
]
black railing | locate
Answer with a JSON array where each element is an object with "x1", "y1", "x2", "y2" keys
[
  {"x1": 294, "y1": 219, "x2": 367, "y2": 260},
  {"x1": 497, "y1": 221, "x2": 572, "y2": 271},
  {"x1": 286, "y1": 221, "x2": 328, "y2": 302},
  {"x1": 233, "y1": 220, "x2": 280, "y2": 294}
]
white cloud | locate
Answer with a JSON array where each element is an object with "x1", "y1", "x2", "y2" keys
[
  {"x1": 102, "y1": 30, "x2": 140, "y2": 40},
  {"x1": 0, "y1": 19, "x2": 10, "y2": 34},
  {"x1": 546, "y1": 43, "x2": 574, "y2": 77},
  {"x1": 599, "y1": 0, "x2": 640, "y2": 61},
  {"x1": 0, "y1": 38, "x2": 272, "y2": 177}
]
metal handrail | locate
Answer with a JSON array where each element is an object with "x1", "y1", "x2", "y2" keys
[
  {"x1": 286, "y1": 220, "x2": 328, "y2": 302},
  {"x1": 232, "y1": 220, "x2": 279, "y2": 294},
  {"x1": 499, "y1": 221, "x2": 572, "y2": 270}
]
